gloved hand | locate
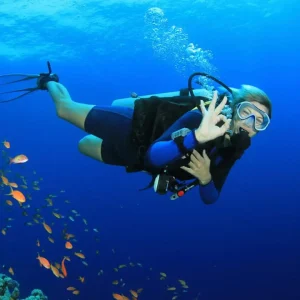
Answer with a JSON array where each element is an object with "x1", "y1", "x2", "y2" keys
[{"x1": 37, "y1": 73, "x2": 59, "y2": 90}]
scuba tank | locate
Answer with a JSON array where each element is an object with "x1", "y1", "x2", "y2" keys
[
  {"x1": 113, "y1": 72, "x2": 237, "y2": 200},
  {"x1": 111, "y1": 88, "x2": 214, "y2": 109}
]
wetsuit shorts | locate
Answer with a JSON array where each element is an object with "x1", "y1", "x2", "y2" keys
[{"x1": 84, "y1": 105, "x2": 137, "y2": 166}]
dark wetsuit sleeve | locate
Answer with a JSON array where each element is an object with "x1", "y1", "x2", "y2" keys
[
  {"x1": 144, "y1": 110, "x2": 225, "y2": 204},
  {"x1": 145, "y1": 110, "x2": 202, "y2": 167},
  {"x1": 198, "y1": 181, "x2": 219, "y2": 205},
  {"x1": 198, "y1": 155, "x2": 236, "y2": 204}
]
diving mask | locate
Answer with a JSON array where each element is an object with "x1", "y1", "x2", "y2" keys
[{"x1": 236, "y1": 101, "x2": 270, "y2": 131}]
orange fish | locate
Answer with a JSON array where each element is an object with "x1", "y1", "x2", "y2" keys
[
  {"x1": 6, "y1": 188, "x2": 26, "y2": 203},
  {"x1": 1, "y1": 176, "x2": 9, "y2": 185},
  {"x1": 52, "y1": 212, "x2": 61, "y2": 218},
  {"x1": 50, "y1": 265, "x2": 60, "y2": 278},
  {"x1": 46, "y1": 198, "x2": 53, "y2": 206},
  {"x1": 5, "y1": 200, "x2": 13, "y2": 206},
  {"x1": 130, "y1": 290, "x2": 138, "y2": 298},
  {"x1": 9, "y1": 154, "x2": 28, "y2": 164},
  {"x1": 8, "y1": 182, "x2": 18, "y2": 188},
  {"x1": 65, "y1": 233, "x2": 75, "y2": 240},
  {"x1": 3, "y1": 141, "x2": 10, "y2": 149},
  {"x1": 67, "y1": 287, "x2": 77, "y2": 291},
  {"x1": 112, "y1": 294, "x2": 125, "y2": 300},
  {"x1": 37, "y1": 253, "x2": 50, "y2": 269},
  {"x1": 72, "y1": 290, "x2": 80, "y2": 295},
  {"x1": 78, "y1": 276, "x2": 85, "y2": 283},
  {"x1": 74, "y1": 252, "x2": 85, "y2": 259},
  {"x1": 42, "y1": 222, "x2": 52, "y2": 234},
  {"x1": 8, "y1": 267, "x2": 14, "y2": 276},
  {"x1": 61, "y1": 257, "x2": 68, "y2": 277},
  {"x1": 54, "y1": 262, "x2": 61, "y2": 269},
  {"x1": 65, "y1": 241, "x2": 73, "y2": 249},
  {"x1": 48, "y1": 236, "x2": 55, "y2": 243}
]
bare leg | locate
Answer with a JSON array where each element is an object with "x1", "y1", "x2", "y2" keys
[
  {"x1": 46, "y1": 81, "x2": 104, "y2": 162},
  {"x1": 78, "y1": 135, "x2": 103, "y2": 162},
  {"x1": 46, "y1": 81, "x2": 95, "y2": 130}
]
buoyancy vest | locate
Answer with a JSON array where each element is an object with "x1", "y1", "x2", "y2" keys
[{"x1": 125, "y1": 93, "x2": 250, "y2": 194}]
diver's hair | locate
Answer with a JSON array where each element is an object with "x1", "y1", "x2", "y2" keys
[{"x1": 230, "y1": 85, "x2": 272, "y2": 118}]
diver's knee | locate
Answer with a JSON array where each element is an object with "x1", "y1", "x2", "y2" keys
[
  {"x1": 78, "y1": 135, "x2": 103, "y2": 162},
  {"x1": 78, "y1": 135, "x2": 91, "y2": 154}
]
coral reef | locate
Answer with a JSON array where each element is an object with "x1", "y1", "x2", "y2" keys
[
  {"x1": 0, "y1": 274, "x2": 47, "y2": 300},
  {"x1": 22, "y1": 289, "x2": 48, "y2": 300}
]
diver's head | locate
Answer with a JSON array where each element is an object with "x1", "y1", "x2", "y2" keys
[{"x1": 229, "y1": 85, "x2": 272, "y2": 137}]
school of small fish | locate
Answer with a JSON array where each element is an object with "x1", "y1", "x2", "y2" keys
[{"x1": 0, "y1": 140, "x2": 194, "y2": 299}]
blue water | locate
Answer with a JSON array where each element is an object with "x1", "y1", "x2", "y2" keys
[{"x1": 0, "y1": 1, "x2": 299, "y2": 299}]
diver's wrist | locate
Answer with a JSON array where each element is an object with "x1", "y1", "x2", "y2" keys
[
  {"x1": 198, "y1": 174, "x2": 212, "y2": 185},
  {"x1": 194, "y1": 128, "x2": 208, "y2": 144}
]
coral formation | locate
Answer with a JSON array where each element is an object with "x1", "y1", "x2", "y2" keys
[
  {"x1": 22, "y1": 289, "x2": 48, "y2": 300},
  {"x1": 0, "y1": 274, "x2": 47, "y2": 300}
]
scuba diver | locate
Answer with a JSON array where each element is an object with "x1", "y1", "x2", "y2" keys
[{"x1": 0, "y1": 62, "x2": 272, "y2": 204}]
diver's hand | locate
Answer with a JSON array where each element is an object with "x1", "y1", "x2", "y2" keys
[
  {"x1": 181, "y1": 149, "x2": 212, "y2": 184},
  {"x1": 37, "y1": 73, "x2": 59, "y2": 90},
  {"x1": 195, "y1": 91, "x2": 231, "y2": 143}
]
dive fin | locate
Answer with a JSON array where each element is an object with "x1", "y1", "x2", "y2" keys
[
  {"x1": 0, "y1": 61, "x2": 53, "y2": 103},
  {"x1": 0, "y1": 73, "x2": 39, "y2": 85},
  {"x1": 0, "y1": 73, "x2": 40, "y2": 103},
  {"x1": 0, "y1": 87, "x2": 39, "y2": 103}
]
